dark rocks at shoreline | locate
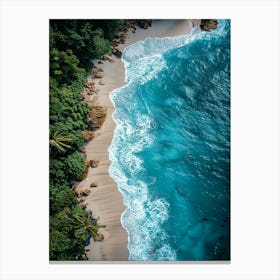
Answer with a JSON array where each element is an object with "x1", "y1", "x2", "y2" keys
[{"x1": 200, "y1": 19, "x2": 218, "y2": 31}]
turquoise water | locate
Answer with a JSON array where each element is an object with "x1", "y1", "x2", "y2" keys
[{"x1": 109, "y1": 20, "x2": 230, "y2": 261}]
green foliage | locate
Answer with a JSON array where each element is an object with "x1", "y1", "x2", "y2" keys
[
  {"x1": 50, "y1": 183, "x2": 75, "y2": 214},
  {"x1": 50, "y1": 20, "x2": 113, "y2": 70},
  {"x1": 64, "y1": 151, "x2": 86, "y2": 180},
  {"x1": 69, "y1": 206, "x2": 105, "y2": 241},
  {"x1": 49, "y1": 129, "x2": 73, "y2": 153},
  {"x1": 50, "y1": 230, "x2": 74, "y2": 260},
  {"x1": 49, "y1": 19, "x2": 122, "y2": 260},
  {"x1": 90, "y1": 33, "x2": 111, "y2": 59},
  {"x1": 50, "y1": 48, "x2": 85, "y2": 85},
  {"x1": 49, "y1": 209, "x2": 85, "y2": 260},
  {"x1": 49, "y1": 159, "x2": 66, "y2": 185},
  {"x1": 49, "y1": 207, "x2": 104, "y2": 260},
  {"x1": 97, "y1": 20, "x2": 124, "y2": 41},
  {"x1": 50, "y1": 83, "x2": 90, "y2": 128}
]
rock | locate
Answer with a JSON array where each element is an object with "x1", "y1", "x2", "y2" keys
[
  {"x1": 80, "y1": 165, "x2": 89, "y2": 180},
  {"x1": 108, "y1": 57, "x2": 115, "y2": 63},
  {"x1": 87, "y1": 106, "x2": 107, "y2": 130},
  {"x1": 200, "y1": 19, "x2": 218, "y2": 31},
  {"x1": 99, "y1": 80, "x2": 105, "y2": 85},
  {"x1": 78, "y1": 147, "x2": 86, "y2": 153},
  {"x1": 136, "y1": 20, "x2": 152, "y2": 29},
  {"x1": 90, "y1": 182, "x2": 98, "y2": 188},
  {"x1": 78, "y1": 254, "x2": 88, "y2": 260},
  {"x1": 112, "y1": 39, "x2": 120, "y2": 47},
  {"x1": 114, "y1": 48, "x2": 122, "y2": 59},
  {"x1": 83, "y1": 130, "x2": 95, "y2": 142},
  {"x1": 98, "y1": 67, "x2": 104, "y2": 72},
  {"x1": 85, "y1": 249, "x2": 90, "y2": 252},
  {"x1": 73, "y1": 185, "x2": 83, "y2": 196},
  {"x1": 82, "y1": 189, "x2": 91, "y2": 196},
  {"x1": 89, "y1": 160, "x2": 99, "y2": 168},
  {"x1": 94, "y1": 72, "x2": 104, "y2": 79},
  {"x1": 98, "y1": 60, "x2": 103, "y2": 64},
  {"x1": 77, "y1": 197, "x2": 86, "y2": 203}
]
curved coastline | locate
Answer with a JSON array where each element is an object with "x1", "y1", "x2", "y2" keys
[
  {"x1": 109, "y1": 19, "x2": 230, "y2": 261},
  {"x1": 84, "y1": 20, "x2": 200, "y2": 261}
]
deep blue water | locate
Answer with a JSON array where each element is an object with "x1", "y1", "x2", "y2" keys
[{"x1": 109, "y1": 20, "x2": 230, "y2": 261}]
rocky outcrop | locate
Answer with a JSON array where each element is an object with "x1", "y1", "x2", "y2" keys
[
  {"x1": 200, "y1": 19, "x2": 218, "y2": 31},
  {"x1": 112, "y1": 48, "x2": 122, "y2": 59},
  {"x1": 77, "y1": 197, "x2": 86, "y2": 203},
  {"x1": 83, "y1": 130, "x2": 95, "y2": 142},
  {"x1": 73, "y1": 185, "x2": 83, "y2": 197},
  {"x1": 80, "y1": 80, "x2": 97, "y2": 98},
  {"x1": 87, "y1": 106, "x2": 107, "y2": 131},
  {"x1": 113, "y1": 20, "x2": 152, "y2": 47},
  {"x1": 82, "y1": 189, "x2": 91, "y2": 196},
  {"x1": 94, "y1": 72, "x2": 104, "y2": 79}
]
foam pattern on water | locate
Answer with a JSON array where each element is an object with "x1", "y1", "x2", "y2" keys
[{"x1": 109, "y1": 20, "x2": 230, "y2": 261}]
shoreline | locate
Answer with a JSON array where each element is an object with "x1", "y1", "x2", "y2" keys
[{"x1": 79, "y1": 20, "x2": 199, "y2": 261}]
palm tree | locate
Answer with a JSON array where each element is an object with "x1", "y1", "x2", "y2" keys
[
  {"x1": 49, "y1": 129, "x2": 73, "y2": 153},
  {"x1": 70, "y1": 206, "x2": 105, "y2": 242}
]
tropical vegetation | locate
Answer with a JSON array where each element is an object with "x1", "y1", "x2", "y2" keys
[{"x1": 49, "y1": 19, "x2": 124, "y2": 260}]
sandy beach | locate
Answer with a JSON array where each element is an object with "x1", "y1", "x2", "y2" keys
[{"x1": 80, "y1": 20, "x2": 199, "y2": 261}]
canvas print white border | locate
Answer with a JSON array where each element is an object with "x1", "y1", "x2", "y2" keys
[{"x1": 0, "y1": 0, "x2": 279, "y2": 279}]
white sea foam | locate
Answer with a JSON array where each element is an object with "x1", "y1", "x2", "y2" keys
[{"x1": 109, "y1": 20, "x2": 230, "y2": 260}]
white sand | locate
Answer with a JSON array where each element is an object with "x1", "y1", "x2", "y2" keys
[{"x1": 81, "y1": 20, "x2": 199, "y2": 261}]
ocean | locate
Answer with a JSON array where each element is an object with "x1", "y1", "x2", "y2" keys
[{"x1": 109, "y1": 19, "x2": 230, "y2": 261}]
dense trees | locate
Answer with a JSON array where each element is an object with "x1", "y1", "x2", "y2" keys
[{"x1": 49, "y1": 20, "x2": 123, "y2": 260}]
